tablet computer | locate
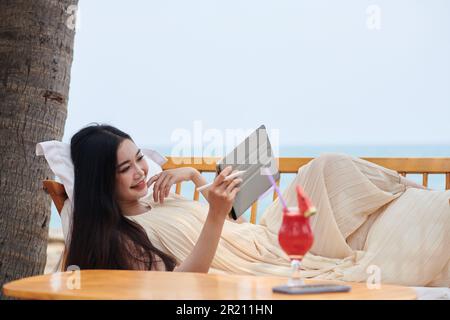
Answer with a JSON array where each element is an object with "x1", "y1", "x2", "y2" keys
[{"x1": 216, "y1": 125, "x2": 280, "y2": 220}]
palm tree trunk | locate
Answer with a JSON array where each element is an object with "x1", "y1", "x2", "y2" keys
[{"x1": 0, "y1": 0, "x2": 78, "y2": 298}]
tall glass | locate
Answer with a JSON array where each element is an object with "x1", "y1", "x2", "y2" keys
[{"x1": 278, "y1": 206, "x2": 314, "y2": 287}]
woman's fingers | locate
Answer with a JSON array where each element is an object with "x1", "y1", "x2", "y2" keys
[
  {"x1": 206, "y1": 166, "x2": 242, "y2": 220},
  {"x1": 216, "y1": 173, "x2": 238, "y2": 192},
  {"x1": 167, "y1": 176, "x2": 176, "y2": 196},
  {"x1": 214, "y1": 166, "x2": 233, "y2": 186},
  {"x1": 147, "y1": 174, "x2": 160, "y2": 188},
  {"x1": 164, "y1": 185, "x2": 170, "y2": 198},
  {"x1": 153, "y1": 172, "x2": 167, "y2": 202},
  {"x1": 229, "y1": 187, "x2": 240, "y2": 199},
  {"x1": 163, "y1": 176, "x2": 175, "y2": 200},
  {"x1": 158, "y1": 174, "x2": 172, "y2": 203},
  {"x1": 225, "y1": 178, "x2": 242, "y2": 193}
]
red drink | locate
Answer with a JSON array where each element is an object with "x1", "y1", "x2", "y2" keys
[
  {"x1": 277, "y1": 185, "x2": 316, "y2": 287},
  {"x1": 273, "y1": 186, "x2": 351, "y2": 293},
  {"x1": 278, "y1": 208, "x2": 314, "y2": 260}
]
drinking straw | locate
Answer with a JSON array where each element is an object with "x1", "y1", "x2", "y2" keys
[{"x1": 262, "y1": 168, "x2": 288, "y2": 211}]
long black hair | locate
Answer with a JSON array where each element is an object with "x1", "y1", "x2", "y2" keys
[{"x1": 64, "y1": 123, "x2": 176, "y2": 271}]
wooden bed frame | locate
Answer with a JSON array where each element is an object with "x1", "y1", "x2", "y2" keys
[{"x1": 43, "y1": 156, "x2": 450, "y2": 224}]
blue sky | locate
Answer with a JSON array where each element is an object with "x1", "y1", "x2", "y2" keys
[
  {"x1": 63, "y1": 0, "x2": 450, "y2": 149},
  {"x1": 50, "y1": 0, "x2": 450, "y2": 228}
]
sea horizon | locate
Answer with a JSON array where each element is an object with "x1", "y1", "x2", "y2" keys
[{"x1": 145, "y1": 143, "x2": 450, "y2": 157}]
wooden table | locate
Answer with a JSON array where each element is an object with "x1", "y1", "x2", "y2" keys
[{"x1": 3, "y1": 270, "x2": 416, "y2": 300}]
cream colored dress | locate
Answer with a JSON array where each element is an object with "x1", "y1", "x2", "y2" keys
[{"x1": 128, "y1": 153, "x2": 450, "y2": 287}]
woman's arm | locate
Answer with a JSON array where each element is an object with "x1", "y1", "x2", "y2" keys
[
  {"x1": 190, "y1": 169, "x2": 210, "y2": 201},
  {"x1": 148, "y1": 167, "x2": 244, "y2": 225},
  {"x1": 173, "y1": 212, "x2": 225, "y2": 272},
  {"x1": 148, "y1": 167, "x2": 210, "y2": 203},
  {"x1": 174, "y1": 166, "x2": 241, "y2": 273}
]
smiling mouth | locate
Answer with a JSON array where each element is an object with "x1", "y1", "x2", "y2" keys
[{"x1": 131, "y1": 178, "x2": 146, "y2": 188}]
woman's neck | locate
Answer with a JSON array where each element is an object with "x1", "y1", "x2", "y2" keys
[{"x1": 119, "y1": 199, "x2": 152, "y2": 216}]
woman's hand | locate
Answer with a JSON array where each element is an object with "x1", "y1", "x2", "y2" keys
[
  {"x1": 147, "y1": 167, "x2": 198, "y2": 203},
  {"x1": 206, "y1": 166, "x2": 242, "y2": 221},
  {"x1": 173, "y1": 166, "x2": 242, "y2": 273}
]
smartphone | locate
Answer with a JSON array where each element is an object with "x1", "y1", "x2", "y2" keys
[{"x1": 272, "y1": 284, "x2": 351, "y2": 295}]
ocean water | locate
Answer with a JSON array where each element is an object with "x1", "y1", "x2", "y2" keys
[{"x1": 49, "y1": 145, "x2": 450, "y2": 229}]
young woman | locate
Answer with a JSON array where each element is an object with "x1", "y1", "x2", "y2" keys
[
  {"x1": 66, "y1": 124, "x2": 242, "y2": 272},
  {"x1": 65, "y1": 124, "x2": 450, "y2": 287}
]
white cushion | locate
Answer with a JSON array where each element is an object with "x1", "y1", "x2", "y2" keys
[{"x1": 36, "y1": 140, "x2": 167, "y2": 242}]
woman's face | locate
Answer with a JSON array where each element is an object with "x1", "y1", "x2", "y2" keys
[{"x1": 115, "y1": 139, "x2": 149, "y2": 201}]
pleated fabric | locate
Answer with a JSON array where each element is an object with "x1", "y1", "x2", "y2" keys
[{"x1": 129, "y1": 153, "x2": 450, "y2": 287}]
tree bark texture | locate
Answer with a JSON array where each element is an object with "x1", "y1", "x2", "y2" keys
[{"x1": 0, "y1": 0, "x2": 78, "y2": 298}]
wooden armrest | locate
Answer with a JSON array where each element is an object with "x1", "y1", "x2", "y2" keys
[{"x1": 43, "y1": 180, "x2": 68, "y2": 215}]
